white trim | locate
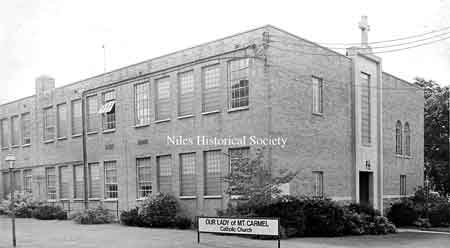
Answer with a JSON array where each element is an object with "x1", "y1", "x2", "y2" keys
[
  {"x1": 383, "y1": 194, "x2": 413, "y2": 199},
  {"x1": 330, "y1": 196, "x2": 352, "y2": 201}
]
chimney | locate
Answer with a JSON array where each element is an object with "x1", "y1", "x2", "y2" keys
[
  {"x1": 35, "y1": 75, "x2": 55, "y2": 96},
  {"x1": 358, "y1": 15, "x2": 372, "y2": 53}
]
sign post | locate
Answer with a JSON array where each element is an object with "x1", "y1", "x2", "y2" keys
[{"x1": 197, "y1": 216, "x2": 280, "y2": 247}]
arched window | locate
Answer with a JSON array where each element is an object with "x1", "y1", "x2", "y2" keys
[
  {"x1": 404, "y1": 122, "x2": 411, "y2": 156},
  {"x1": 395, "y1": 121, "x2": 402, "y2": 155}
]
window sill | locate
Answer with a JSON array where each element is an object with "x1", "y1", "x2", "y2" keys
[
  {"x1": 230, "y1": 195, "x2": 246, "y2": 200},
  {"x1": 136, "y1": 198, "x2": 148, "y2": 201},
  {"x1": 22, "y1": 144, "x2": 31, "y2": 148},
  {"x1": 47, "y1": 200, "x2": 57, "y2": 203},
  {"x1": 395, "y1": 154, "x2": 404, "y2": 158},
  {"x1": 179, "y1": 196, "x2": 197, "y2": 199},
  {"x1": 227, "y1": 106, "x2": 249, "y2": 113},
  {"x1": 11, "y1": 145, "x2": 20, "y2": 149},
  {"x1": 59, "y1": 198, "x2": 70, "y2": 201},
  {"x1": 154, "y1": 119, "x2": 171, "y2": 124},
  {"x1": 88, "y1": 198, "x2": 102, "y2": 201},
  {"x1": 134, "y1": 124, "x2": 150, "y2": 129},
  {"x1": 102, "y1": 129, "x2": 116, "y2": 134},
  {"x1": 57, "y1": 137, "x2": 67, "y2": 141},
  {"x1": 201, "y1": 110, "x2": 220, "y2": 116},
  {"x1": 178, "y1": 114, "x2": 194, "y2": 120},
  {"x1": 203, "y1": 195, "x2": 222, "y2": 199},
  {"x1": 103, "y1": 198, "x2": 118, "y2": 202},
  {"x1": 312, "y1": 112, "x2": 323, "y2": 117},
  {"x1": 404, "y1": 155, "x2": 412, "y2": 159},
  {"x1": 73, "y1": 198, "x2": 84, "y2": 201},
  {"x1": 87, "y1": 131, "x2": 98, "y2": 135},
  {"x1": 1, "y1": 147, "x2": 9, "y2": 150},
  {"x1": 72, "y1": 134, "x2": 82, "y2": 138},
  {"x1": 43, "y1": 139, "x2": 55, "y2": 144}
]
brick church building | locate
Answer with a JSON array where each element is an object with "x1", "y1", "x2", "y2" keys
[{"x1": 0, "y1": 19, "x2": 423, "y2": 215}]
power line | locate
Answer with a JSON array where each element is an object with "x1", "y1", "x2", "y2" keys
[{"x1": 316, "y1": 25, "x2": 450, "y2": 46}]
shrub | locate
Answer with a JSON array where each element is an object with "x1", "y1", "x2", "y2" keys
[
  {"x1": 173, "y1": 216, "x2": 192, "y2": 229},
  {"x1": 302, "y1": 198, "x2": 346, "y2": 237},
  {"x1": 120, "y1": 207, "x2": 143, "y2": 227},
  {"x1": 346, "y1": 203, "x2": 381, "y2": 217},
  {"x1": 0, "y1": 191, "x2": 39, "y2": 217},
  {"x1": 139, "y1": 193, "x2": 180, "y2": 228},
  {"x1": 71, "y1": 205, "x2": 114, "y2": 224},
  {"x1": 387, "y1": 199, "x2": 419, "y2": 226},
  {"x1": 428, "y1": 203, "x2": 450, "y2": 227},
  {"x1": 32, "y1": 205, "x2": 67, "y2": 220}
]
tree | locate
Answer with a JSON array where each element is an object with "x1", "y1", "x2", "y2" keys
[
  {"x1": 223, "y1": 148, "x2": 297, "y2": 207},
  {"x1": 414, "y1": 77, "x2": 449, "y2": 195}
]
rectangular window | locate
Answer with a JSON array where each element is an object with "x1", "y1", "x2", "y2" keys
[
  {"x1": 43, "y1": 107, "x2": 55, "y2": 141},
  {"x1": 21, "y1": 113, "x2": 31, "y2": 145},
  {"x1": 134, "y1": 82, "x2": 151, "y2": 125},
  {"x1": 312, "y1": 77, "x2": 323, "y2": 114},
  {"x1": 89, "y1": 163, "x2": 101, "y2": 198},
  {"x1": 157, "y1": 155, "x2": 172, "y2": 193},
  {"x1": 180, "y1": 153, "x2": 196, "y2": 196},
  {"x1": 313, "y1": 171, "x2": 324, "y2": 198},
  {"x1": 86, "y1": 95, "x2": 98, "y2": 133},
  {"x1": 137, "y1": 157, "x2": 152, "y2": 198},
  {"x1": 178, "y1": 71, "x2": 194, "y2": 116},
  {"x1": 155, "y1": 77, "x2": 171, "y2": 120},
  {"x1": 23, "y1": 169, "x2": 32, "y2": 194},
  {"x1": 13, "y1": 170, "x2": 21, "y2": 191},
  {"x1": 104, "y1": 161, "x2": 118, "y2": 199},
  {"x1": 2, "y1": 172, "x2": 10, "y2": 196},
  {"x1": 73, "y1": 165, "x2": 84, "y2": 199},
  {"x1": 0, "y1": 119, "x2": 8, "y2": 148},
  {"x1": 204, "y1": 150, "x2": 222, "y2": 196},
  {"x1": 228, "y1": 147, "x2": 250, "y2": 196},
  {"x1": 228, "y1": 59, "x2": 249, "y2": 109},
  {"x1": 100, "y1": 91, "x2": 116, "y2": 130},
  {"x1": 59, "y1": 166, "x2": 70, "y2": 199},
  {"x1": 57, "y1": 103, "x2": 67, "y2": 138},
  {"x1": 361, "y1": 72, "x2": 371, "y2": 145},
  {"x1": 11, "y1": 116, "x2": 20, "y2": 146},
  {"x1": 45, "y1": 167, "x2": 57, "y2": 200},
  {"x1": 400, "y1": 175, "x2": 407, "y2": 196},
  {"x1": 71, "y1": 99, "x2": 82, "y2": 135},
  {"x1": 202, "y1": 65, "x2": 221, "y2": 112}
]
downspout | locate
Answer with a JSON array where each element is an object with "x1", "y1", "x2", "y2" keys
[{"x1": 81, "y1": 91, "x2": 89, "y2": 210}]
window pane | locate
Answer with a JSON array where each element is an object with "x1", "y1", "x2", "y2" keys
[
  {"x1": 178, "y1": 71, "x2": 194, "y2": 116},
  {"x1": 74, "y1": 165, "x2": 84, "y2": 199},
  {"x1": 11, "y1": 116, "x2": 20, "y2": 146},
  {"x1": 204, "y1": 150, "x2": 222, "y2": 196},
  {"x1": 361, "y1": 72, "x2": 371, "y2": 145},
  {"x1": 89, "y1": 163, "x2": 101, "y2": 198},
  {"x1": 0, "y1": 119, "x2": 8, "y2": 148},
  {"x1": 102, "y1": 91, "x2": 116, "y2": 130},
  {"x1": 180, "y1": 153, "x2": 196, "y2": 196},
  {"x1": 23, "y1": 170, "x2": 32, "y2": 194},
  {"x1": 313, "y1": 171, "x2": 324, "y2": 197},
  {"x1": 21, "y1": 113, "x2": 31, "y2": 145},
  {"x1": 57, "y1": 104, "x2": 67, "y2": 138},
  {"x1": 13, "y1": 171, "x2": 21, "y2": 191},
  {"x1": 229, "y1": 59, "x2": 249, "y2": 109},
  {"x1": 157, "y1": 155, "x2": 172, "y2": 193},
  {"x1": 87, "y1": 95, "x2": 99, "y2": 132},
  {"x1": 137, "y1": 157, "x2": 152, "y2": 198},
  {"x1": 312, "y1": 77, "x2": 323, "y2": 114},
  {"x1": 228, "y1": 148, "x2": 249, "y2": 195},
  {"x1": 134, "y1": 82, "x2": 151, "y2": 125},
  {"x1": 202, "y1": 65, "x2": 221, "y2": 112},
  {"x1": 404, "y1": 123, "x2": 411, "y2": 156},
  {"x1": 156, "y1": 78, "x2": 171, "y2": 120},
  {"x1": 46, "y1": 167, "x2": 57, "y2": 200},
  {"x1": 104, "y1": 161, "x2": 118, "y2": 199},
  {"x1": 44, "y1": 107, "x2": 55, "y2": 140},
  {"x1": 71, "y1": 100, "x2": 82, "y2": 135},
  {"x1": 59, "y1": 166, "x2": 71, "y2": 199},
  {"x1": 396, "y1": 121, "x2": 402, "y2": 155}
]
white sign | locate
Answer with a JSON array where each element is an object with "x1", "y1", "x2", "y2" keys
[{"x1": 198, "y1": 217, "x2": 279, "y2": 236}]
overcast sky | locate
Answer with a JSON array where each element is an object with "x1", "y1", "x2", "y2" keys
[{"x1": 1, "y1": 0, "x2": 449, "y2": 104}]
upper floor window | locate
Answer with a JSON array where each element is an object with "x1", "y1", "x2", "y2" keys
[
  {"x1": 100, "y1": 91, "x2": 116, "y2": 130},
  {"x1": 1, "y1": 118, "x2": 8, "y2": 148},
  {"x1": 155, "y1": 77, "x2": 171, "y2": 120},
  {"x1": 86, "y1": 95, "x2": 99, "y2": 133},
  {"x1": 228, "y1": 58, "x2": 249, "y2": 109},
  {"x1": 21, "y1": 113, "x2": 31, "y2": 145},
  {"x1": 312, "y1": 76, "x2": 323, "y2": 114},
  {"x1": 395, "y1": 120, "x2": 402, "y2": 155},
  {"x1": 135, "y1": 82, "x2": 151, "y2": 125},
  {"x1": 361, "y1": 72, "x2": 371, "y2": 145},
  {"x1": 71, "y1": 99, "x2": 82, "y2": 135},
  {"x1": 178, "y1": 71, "x2": 194, "y2": 116},
  {"x1": 202, "y1": 64, "x2": 221, "y2": 112},
  {"x1": 43, "y1": 106, "x2": 55, "y2": 141},
  {"x1": 57, "y1": 103, "x2": 67, "y2": 138},
  {"x1": 11, "y1": 115, "x2": 19, "y2": 146},
  {"x1": 404, "y1": 122, "x2": 411, "y2": 156}
]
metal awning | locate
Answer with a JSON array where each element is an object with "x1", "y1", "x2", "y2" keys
[{"x1": 98, "y1": 101, "x2": 115, "y2": 114}]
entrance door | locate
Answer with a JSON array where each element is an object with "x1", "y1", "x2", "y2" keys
[{"x1": 359, "y1": 172, "x2": 372, "y2": 206}]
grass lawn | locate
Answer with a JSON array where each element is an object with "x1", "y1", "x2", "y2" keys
[{"x1": 1, "y1": 216, "x2": 450, "y2": 248}]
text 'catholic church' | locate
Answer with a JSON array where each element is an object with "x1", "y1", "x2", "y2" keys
[{"x1": 0, "y1": 17, "x2": 423, "y2": 215}]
